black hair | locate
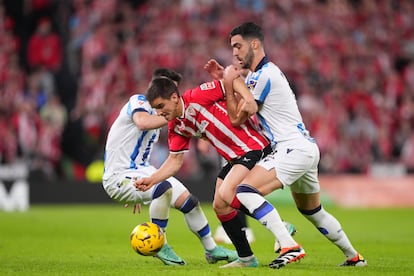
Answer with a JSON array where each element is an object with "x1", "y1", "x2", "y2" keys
[
  {"x1": 230, "y1": 22, "x2": 264, "y2": 43},
  {"x1": 152, "y1": 68, "x2": 183, "y2": 85},
  {"x1": 146, "y1": 77, "x2": 179, "y2": 103}
]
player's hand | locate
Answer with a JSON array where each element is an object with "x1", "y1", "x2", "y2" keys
[
  {"x1": 134, "y1": 177, "x2": 154, "y2": 192},
  {"x1": 204, "y1": 59, "x2": 224, "y2": 79},
  {"x1": 223, "y1": 65, "x2": 241, "y2": 81},
  {"x1": 238, "y1": 98, "x2": 257, "y2": 117},
  {"x1": 124, "y1": 203, "x2": 142, "y2": 214}
]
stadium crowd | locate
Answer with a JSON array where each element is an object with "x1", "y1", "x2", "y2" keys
[{"x1": 0, "y1": 0, "x2": 413, "y2": 180}]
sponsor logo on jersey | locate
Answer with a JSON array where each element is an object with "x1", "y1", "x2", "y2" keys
[
  {"x1": 199, "y1": 120, "x2": 208, "y2": 131},
  {"x1": 200, "y1": 81, "x2": 216, "y2": 90}
]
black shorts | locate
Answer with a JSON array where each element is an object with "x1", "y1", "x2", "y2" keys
[{"x1": 218, "y1": 144, "x2": 272, "y2": 180}]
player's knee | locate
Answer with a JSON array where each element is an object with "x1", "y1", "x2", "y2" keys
[
  {"x1": 217, "y1": 184, "x2": 236, "y2": 205},
  {"x1": 179, "y1": 194, "x2": 199, "y2": 213},
  {"x1": 152, "y1": 180, "x2": 172, "y2": 199},
  {"x1": 236, "y1": 184, "x2": 260, "y2": 195},
  {"x1": 212, "y1": 199, "x2": 221, "y2": 213},
  {"x1": 298, "y1": 204, "x2": 322, "y2": 216}
]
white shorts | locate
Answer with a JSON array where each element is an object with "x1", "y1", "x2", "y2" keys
[
  {"x1": 102, "y1": 165, "x2": 188, "y2": 205},
  {"x1": 257, "y1": 137, "x2": 320, "y2": 194}
]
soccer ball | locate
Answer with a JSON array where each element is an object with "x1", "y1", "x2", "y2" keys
[{"x1": 130, "y1": 222, "x2": 165, "y2": 256}]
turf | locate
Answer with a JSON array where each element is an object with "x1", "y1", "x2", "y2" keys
[{"x1": 1, "y1": 203, "x2": 413, "y2": 276}]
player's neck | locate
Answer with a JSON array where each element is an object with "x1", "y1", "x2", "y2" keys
[{"x1": 251, "y1": 53, "x2": 266, "y2": 72}]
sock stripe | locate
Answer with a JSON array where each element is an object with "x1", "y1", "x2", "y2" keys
[
  {"x1": 253, "y1": 201, "x2": 274, "y2": 220},
  {"x1": 298, "y1": 204, "x2": 322, "y2": 215},
  {"x1": 197, "y1": 224, "x2": 211, "y2": 238},
  {"x1": 152, "y1": 181, "x2": 172, "y2": 199},
  {"x1": 180, "y1": 194, "x2": 199, "y2": 213},
  {"x1": 152, "y1": 218, "x2": 167, "y2": 229},
  {"x1": 230, "y1": 196, "x2": 241, "y2": 209},
  {"x1": 237, "y1": 184, "x2": 261, "y2": 194},
  {"x1": 217, "y1": 210, "x2": 238, "y2": 222}
]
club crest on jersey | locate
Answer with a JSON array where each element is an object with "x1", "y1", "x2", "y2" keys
[
  {"x1": 186, "y1": 106, "x2": 196, "y2": 117},
  {"x1": 200, "y1": 81, "x2": 216, "y2": 90},
  {"x1": 247, "y1": 78, "x2": 258, "y2": 90}
]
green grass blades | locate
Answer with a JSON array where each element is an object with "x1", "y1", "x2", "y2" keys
[{"x1": 1, "y1": 204, "x2": 413, "y2": 276}]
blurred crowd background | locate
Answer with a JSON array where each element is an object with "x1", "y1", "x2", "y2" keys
[{"x1": 1, "y1": 0, "x2": 413, "y2": 182}]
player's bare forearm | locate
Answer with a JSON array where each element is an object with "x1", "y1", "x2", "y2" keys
[
  {"x1": 134, "y1": 112, "x2": 167, "y2": 130},
  {"x1": 233, "y1": 78, "x2": 258, "y2": 116},
  {"x1": 223, "y1": 80, "x2": 239, "y2": 125},
  {"x1": 223, "y1": 65, "x2": 243, "y2": 125},
  {"x1": 225, "y1": 76, "x2": 258, "y2": 126},
  {"x1": 135, "y1": 153, "x2": 184, "y2": 191}
]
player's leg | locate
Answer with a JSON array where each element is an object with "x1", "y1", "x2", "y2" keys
[
  {"x1": 235, "y1": 165, "x2": 301, "y2": 248},
  {"x1": 103, "y1": 173, "x2": 183, "y2": 266},
  {"x1": 145, "y1": 179, "x2": 187, "y2": 266},
  {"x1": 148, "y1": 180, "x2": 173, "y2": 233},
  {"x1": 292, "y1": 191, "x2": 367, "y2": 267},
  {"x1": 169, "y1": 177, "x2": 237, "y2": 264},
  {"x1": 102, "y1": 174, "x2": 144, "y2": 204},
  {"x1": 290, "y1": 140, "x2": 366, "y2": 267},
  {"x1": 230, "y1": 155, "x2": 305, "y2": 269},
  {"x1": 214, "y1": 168, "x2": 258, "y2": 268},
  {"x1": 214, "y1": 211, "x2": 255, "y2": 244}
]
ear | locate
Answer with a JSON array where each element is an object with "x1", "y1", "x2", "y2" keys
[
  {"x1": 251, "y1": 39, "x2": 260, "y2": 50},
  {"x1": 171, "y1": 92, "x2": 179, "y2": 102}
]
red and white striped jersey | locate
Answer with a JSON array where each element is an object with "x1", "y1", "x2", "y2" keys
[{"x1": 168, "y1": 79, "x2": 269, "y2": 161}]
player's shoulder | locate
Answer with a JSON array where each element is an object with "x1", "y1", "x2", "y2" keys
[
  {"x1": 192, "y1": 79, "x2": 221, "y2": 93},
  {"x1": 261, "y1": 61, "x2": 281, "y2": 75},
  {"x1": 129, "y1": 94, "x2": 147, "y2": 102},
  {"x1": 261, "y1": 62, "x2": 288, "y2": 83},
  {"x1": 186, "y1": 79, "x2": 222, "y2": 102},
  {"x1": 127, "y1": 94, "x2": 152, "y2": 114},
  {"x1": 129, "y1": 94, "x2": 150, "y2": 105}
]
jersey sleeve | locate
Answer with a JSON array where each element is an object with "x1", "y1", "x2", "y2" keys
[
  {"x1": 128, "y1": 94, "x2": 151, "y2": 117},
  {"x1": 189, "y1": 79, "x2": 225, "y2": 105},
  {"x1": 167, "y1": 120, "x2": 190, "y2": 153}
]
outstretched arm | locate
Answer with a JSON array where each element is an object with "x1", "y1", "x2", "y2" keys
[{"x1": 135, "y1": 152, "x2": 184, "y2": 191}]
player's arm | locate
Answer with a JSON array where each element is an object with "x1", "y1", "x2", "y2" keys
[
  {"x1": 134, "y1": 152, "x2": 184, "y2": 191},
  {"x1": 223, "y1": 65, "x2": 258, "y2": 126},
  {"x1": 133, "y1": 111, "x2": 168, "y2": 130}
]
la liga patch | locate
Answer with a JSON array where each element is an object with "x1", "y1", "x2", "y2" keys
[{"x1": 200, "y1": 81, "x2": 216, "y2": 90}]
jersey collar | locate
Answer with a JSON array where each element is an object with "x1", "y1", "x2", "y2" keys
[
  {"x1": 254, "y1": 56, "x2": 269, "y2": 72},
  {"x1": 179, "y1": 97, "x2": 186, "y2": 119}
]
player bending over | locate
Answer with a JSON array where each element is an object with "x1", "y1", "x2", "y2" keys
[{"x1": 102, "y1": 69, "x2": 237, "y2": 265}]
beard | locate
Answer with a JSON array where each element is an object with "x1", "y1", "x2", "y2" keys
[{"x1": 241, "y1": 47, "x2": 254, "y2": 69}]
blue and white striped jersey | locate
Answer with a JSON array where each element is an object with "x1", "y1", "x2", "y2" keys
[
  {"x1": 103, "y1": 94, "x2": 160, "y2": 180},
  {"x1": 245, "y1": 57, "x2": 313, "y2": 145}
]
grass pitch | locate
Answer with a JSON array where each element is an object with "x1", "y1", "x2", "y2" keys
[{"x1": 1, "y1": 203, "x2": 413, "y2": 276}]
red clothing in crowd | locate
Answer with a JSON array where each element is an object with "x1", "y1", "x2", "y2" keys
[{"x1": 27, "y1": 20, "x2": 62, "y2": 71}]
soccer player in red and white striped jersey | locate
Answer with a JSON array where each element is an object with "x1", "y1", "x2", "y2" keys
[{"x1": 135, "y1": 74, "x2": 271, "y2": 267}]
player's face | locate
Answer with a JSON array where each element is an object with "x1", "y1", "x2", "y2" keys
[
  {"x1": 151, "y1": 93, "x2": 181, "y2": 121},
  {"x1": 231, "y1": 35, "x2": 254, "y2": 70}
]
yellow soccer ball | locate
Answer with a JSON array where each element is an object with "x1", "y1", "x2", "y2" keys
[{"x1": 130, "y1": 222, "x2": 165, "y2": 256}]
